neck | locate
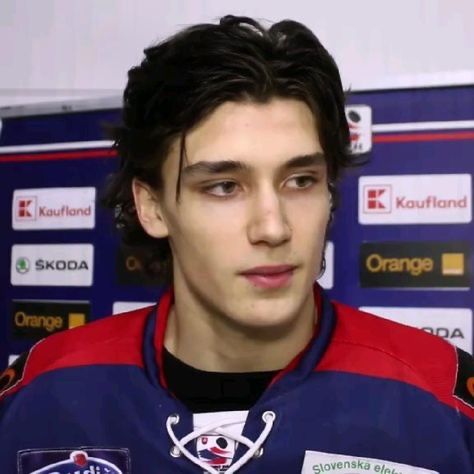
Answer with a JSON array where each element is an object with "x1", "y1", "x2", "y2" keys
[{"x1": 163, "y1": 283, "x2": 316, "y2": 373}]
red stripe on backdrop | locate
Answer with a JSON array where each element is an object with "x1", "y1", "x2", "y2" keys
[
  {"x1": 0, "y1": 149, "x2": 117, "y2": 163},
  {"x1": 373, "y1": 131, "x2": 474, "y2": 143},
  {"x1": 1, "y1": 130, "x2": 473, "y2": 163}
]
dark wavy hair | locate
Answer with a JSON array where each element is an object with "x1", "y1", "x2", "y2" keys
[{"x1": 102, "y1": 15, "x2": 357, "y2": 283}]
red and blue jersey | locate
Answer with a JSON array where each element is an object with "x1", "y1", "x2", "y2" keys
[{"x1": 0, "y1": 286, "x2": 473, "y2": 473}]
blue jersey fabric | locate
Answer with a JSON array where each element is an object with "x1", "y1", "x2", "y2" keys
[{"x1": 1, "y1": 287, "x2": 473, "y2": 473}]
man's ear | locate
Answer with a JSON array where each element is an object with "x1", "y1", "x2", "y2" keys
[{"x1": 132, "y1": 178, "x2": 169, "y2": 238}]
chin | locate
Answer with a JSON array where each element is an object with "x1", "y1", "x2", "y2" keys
[
  {"x1": 243, "y1": 285, "x2": 313, "y2": 326},
  {"x1": 232, "y1": 301, "x2": 301, "y2": 331}
]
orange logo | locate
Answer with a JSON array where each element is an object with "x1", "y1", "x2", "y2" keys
[{"x1": 467, "y1": 377, "x2": 474, "y2": 398}]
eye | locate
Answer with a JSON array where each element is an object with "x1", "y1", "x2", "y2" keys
[
  {"x1": 286, "y1": 175, "x2": 318, "y2": 189},
  {"x1": 203, "y1": 181, "x2": 239, "y2": 197}
]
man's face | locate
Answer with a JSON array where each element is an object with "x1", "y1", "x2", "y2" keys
[{"x1": 141, "y1": 98, "x2": 330, "y2": 330}]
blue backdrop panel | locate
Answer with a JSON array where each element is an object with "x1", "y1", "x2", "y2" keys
[{"x1": 0, "y1": 86, "x2": 473, "y2": 368}]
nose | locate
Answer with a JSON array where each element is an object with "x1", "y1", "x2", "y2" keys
[{"x1": 247, "y1": 186, "x2": 291, "y2": 247}]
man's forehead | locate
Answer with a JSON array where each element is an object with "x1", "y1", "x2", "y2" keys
[
  {"x1": 162, "y1": 98, "x2": 323, "y2": 178},
  {"x1": 183, "y1": 98, "x2": 319, "y2": 152}
]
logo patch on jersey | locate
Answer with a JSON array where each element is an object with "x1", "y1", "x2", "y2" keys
[
  {"x1": 196, "y1": 434, "x2": 237, "y2": 471},
  {"x1": 0, "y1": 350, "x2": 29, "y2": 398},
  {"x1": 18, "y1": 448, "x2": 130, "y2": 474},
  {"x1": 193, "y1": 410, "x2": 247, "y2": 473},
  {"x1": 454, "y1": 346, "x2": 474, "y2": 408},
  {"x1": 301, "y1": 450, "x2": 438, "y2": 473}
]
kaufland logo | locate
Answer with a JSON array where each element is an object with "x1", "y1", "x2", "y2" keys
[
  {"x1": 363, "y1": 186, "x2": 391, "y2": 213},
  {"x1": 16, "y1": 197, "x2": 37, "y2": 220},
  {"x1": 12, "y1": 187, "x2": 96, "y2": 230},
  {"x1": 359, "y1": 174, "x2": 472, "y2": 224}
]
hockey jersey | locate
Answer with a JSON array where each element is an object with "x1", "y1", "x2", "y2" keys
[{"x1": 0, "y1": 286, "x2": 473, "y2": 473}]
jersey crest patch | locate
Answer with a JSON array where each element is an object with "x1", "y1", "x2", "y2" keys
[
  {"x1": 0, "y1": 350, "x2": 29, "y2": 398},
  {"x1": 18, "y1": 447, "x2": 130, "y2": 474},
  {"x1": 196, "y1": 434, "x2": 237, "y2": 471},
  {"x1": 454, "y1": 346, "x2": 474, "y2": 409},
  {"x1": 301, "y1": 450, "x2": 438, "y2": 473},
  {"x1": 193, "y1": 410, "x2": 247, "y2": 472}
]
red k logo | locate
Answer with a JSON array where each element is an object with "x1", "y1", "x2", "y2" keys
[
  {"x1": 363, "y1": 185, "x2": 391, "y2": 214},
  {"x1": 15, "y1": 196, "x2": 36, "y2": 220},
  {"x1": 367, "y1": 189, "x2": 385, "y2": 209}
]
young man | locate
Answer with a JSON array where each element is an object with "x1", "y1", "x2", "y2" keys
[{"x1": 0, "y1": 15, "x2": 473, "y2": 474}]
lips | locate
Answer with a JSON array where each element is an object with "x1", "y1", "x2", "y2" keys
[
  {"x1": 240, "y1": 265, "x2": 296, "y2": 289},
  {"x1": 241, "y1": 265, "x2": 296, "y2": 275}
]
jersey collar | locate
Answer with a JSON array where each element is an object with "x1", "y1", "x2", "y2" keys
[{"x1": 142, "y1": 283, "x2": 336, "y2": 397}]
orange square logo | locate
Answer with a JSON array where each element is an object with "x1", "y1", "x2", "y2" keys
[
  {"x1": 68, "y1": 313, "x2": 86, "y2": 329},
  {"x1": 441, "y1": 253, "x2": 464, "y2": 276}
]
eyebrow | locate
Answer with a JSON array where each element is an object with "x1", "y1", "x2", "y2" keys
[
  {"x1": 282, "y1": 152, "x2": 326, "y2": 170},
  {"x1": 181, "y1": 152, "x2": 326, "y2": 178}
]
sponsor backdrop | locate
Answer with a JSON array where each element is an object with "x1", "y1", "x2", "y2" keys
[{"x1": 0, "y1": 86, "x2": 473, "y2": 368}]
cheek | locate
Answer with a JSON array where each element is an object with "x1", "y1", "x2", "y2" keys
[
  {"x1": 185, "y1": 200, "x2": 244, "y2": 236},
  {"x1": 168, "y1": 205, "x2": 242, "y2": 263},
  {"x1": 288, "y1": 198, "x2": 330, "y2": 237}
]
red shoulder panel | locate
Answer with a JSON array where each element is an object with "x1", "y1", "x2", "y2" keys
[
  {"x1": 317, "y1": 302, "x2": 474, "y2": 420},
  {"x1": 0, "y1": 306, "x2": 153, "y2": 401}
]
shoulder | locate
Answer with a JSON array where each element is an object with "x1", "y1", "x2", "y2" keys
[
  {"x1": 0, "y1": 305, "x2": 154, "y2": 402},
  {"x1": 330, "y1": 302, "x2": 453, "y2": 363},
  {"x1": 320, "y1": 302, "x2": 474, "y2": 420}
]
